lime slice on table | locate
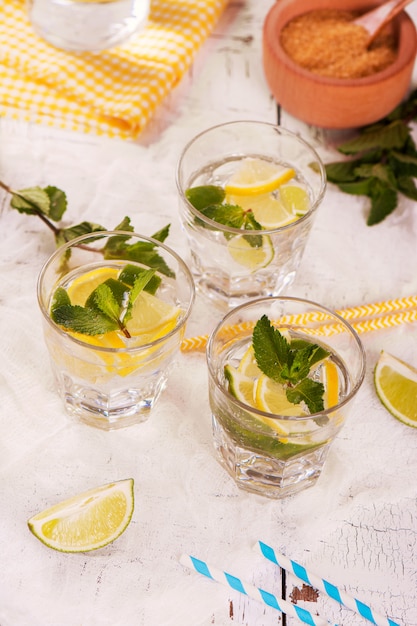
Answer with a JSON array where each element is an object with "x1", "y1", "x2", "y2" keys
[
  {"x1": 27, "y1": 479, "x2": 134, "y2": 553},
  {"x1": 225, "y1": 157, "x2": 295, "y2": 196},
  {"x1": 227, "y1": 234, "x2": 274, "y2": 270},
  {"x1": 374, "y1": 351, "x2": 417, "y2": 428}
]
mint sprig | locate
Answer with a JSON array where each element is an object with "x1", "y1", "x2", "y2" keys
[
  {"x1": 0, "y1": 180, "x2": 174, "y2": 275},
  {"x1": 51, "y1": 266, "x2": 156, "y2": 338},
  {"x1": 325, "y1": 89, "x2": 417, "y2": 225},
  {"x1": 185, "y1": 184, "x2": 263, "y2": 248},
  {"x1": 252, "y1": 315, "x2": 329, "y2": 414}
]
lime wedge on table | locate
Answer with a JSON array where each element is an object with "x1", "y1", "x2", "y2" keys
[
  {"x1": 374, "y1": 351, "x2": 417, "y2": 428},
  {"x1": 27, "y1": 479, "x2": 134, "y2": 552},
  {"x1": 224, "y1": 157, "x2": 295, "y2": 196}
]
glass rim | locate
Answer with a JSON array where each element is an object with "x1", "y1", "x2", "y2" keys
[
  {"x1": 176, "y1": 120, "x2": 327, "y2": 234},
  {"x1": 37, "y1": 230, "x2": 195, "y2": 353},
  {"x1": 206, "y1": 295, "x2": 366, "y2": 421}
]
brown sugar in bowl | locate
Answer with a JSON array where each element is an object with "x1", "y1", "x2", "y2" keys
[{"x1": 263, "y1": 0, "x2": 417, "y2": 129}]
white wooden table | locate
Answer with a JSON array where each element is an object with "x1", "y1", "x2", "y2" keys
[{"x1": 1, "y1": 2, "x2": 417, "y2": 625}]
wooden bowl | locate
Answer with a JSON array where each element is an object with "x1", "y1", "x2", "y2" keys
[{"x1": 263, "y1": 0, "x2": 417, "y2": 128}]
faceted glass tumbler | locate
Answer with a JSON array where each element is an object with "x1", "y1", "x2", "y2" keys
[
  {"x1": 37, "y1": 231, "x2": 195, "y2": 430},
  {"x1": 206, "y1": 296, "x2": 366, "y2": 498}
]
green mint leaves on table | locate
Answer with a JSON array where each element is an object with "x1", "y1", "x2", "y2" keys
[
  {"x1": 325, "y1": 88, "x2": 417, "y2": 225},
  {"x1": 252, "y1": 315, "x2": 329, "y2": 414},
  {"x1": 0, "y1": 179, "x2": 174, "y2": 274},
  {"x1": 51, "y1": 266, "x2": 157, "y2": 338},
  {"x1": 185, "y1": 184, "x2": 263, "y2": 248}
]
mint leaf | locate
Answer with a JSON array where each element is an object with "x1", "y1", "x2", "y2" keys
[
  {"x1": 252, "y1": 315, "x2": 328, "y2": 411},
  {"x1": 286, "y1": 379, "x2": 325, "y2": 414},
  {"x1": 113, "y1": 216, "x2": 134, "y2": 233},
  {"x1": 252, "y1": 315, "x2": 290, "y2": 383},
  {"x1": 338, "y1": 120, "x2": 409, "y2": 155},
  {"x1": 199, "y1": 203, "x2": 245, "y2": 229},
  {"x1": 51, "y1": 304, "x2": 119, "y2": 335},
  {"x1": 51, "y1": 287, "x2": 71, "y2": 309},
  {"x1": 324, "y1": 89, "x2": 417, "y2": 225},
  {"x1": 186, "y1": 185, "x2": 225, "y2": 211},
  {"x1": 123, "y1": 269, "x2": 156, "y2": 325},
  {"x1": 337, "y1": 179, "x2": 374, "y2": 196},
  {"x1": 87, "y1": 282, "x2": 125, "y2": 324},
  {"x1": 44, "y1": 186, "x2": 67, "y2": 221},
  {"x1": 389, "y1": 150, "x2": 417, "y2": 178},
  {"x1": 118, "y1": 264, "x2": 161, "y2": 294},
  {"x1": 150, "y1": 224, "x2": 170, "y2": 243},
  {"x1": 368, "y1": 182, "x2": 397, "y2": 225},
  {"x1": 10, "y1": 187, "x2": 51, "y2": 216},
  {"x1": 396, "y1": 176, "x2": 417, "y2": 201},
  {"x1": 282, "y1": 344, "x2": 320, "y2": 384},
  {"x1": 55, "y1": 221, "x2": 106, "y2": 247}
]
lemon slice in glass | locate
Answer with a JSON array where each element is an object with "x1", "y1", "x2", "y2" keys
[
  {"x1": 67, "y1": 267, "x2": 120, "y2": 306},
  {"x1": 224, "y1": 364, "x2": 256, "y2": 406},
  {"x1": 27, "y1": 479, "x2": 134, "y2": 553},
  {"x1": 126, "y1": 291, "x2": 180, "y2": 340},
  {"x1": 237, "y1": 345, "x2": 262, "y2": 378},
  {"x1": 64, "y1": 267, "x2": 180, "y2": 347},
  {"x1": 227, "y1": 191, "x2": 297, "y2": 229},
  {"x1": 225, "y1": 157, "x2": 295, "y2": 196},
  {"x1": 321, "y1": 359, "x2": 339, "y2": 409},
  {"x1": 280, "y1": 184, "x2": 311, "y2": 216},
  {"x1": 227, "y1": 234, "x2": 274, "y2": 270},
  {"x1": 374, "y1": 351, "x2": 417, "y2": 428},
  {"x1": 254, "y1": 375, "x2": 306, "y2": 418}
]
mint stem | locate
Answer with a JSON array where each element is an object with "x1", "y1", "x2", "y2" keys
[{"x1": 0, "y1": 179, "x2": 59, "y2": 234}]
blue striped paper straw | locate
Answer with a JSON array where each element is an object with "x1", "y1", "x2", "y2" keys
[
  {"x1": 258, "y1": 541, "x2": 400, "y2": 626},
  {"x1": 180, "y1": 554, "x2": 335, "y2": 626}
]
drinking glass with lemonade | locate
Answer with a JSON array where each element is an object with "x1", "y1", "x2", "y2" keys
[
  {"x1": 38, "y1": 231, "x2": 194, "y2": 430},
  {"x1": 207, "y1": 297, "x2": 365, "y2": 498},
  {"x1": 176, "y1": 121, "x2": 326, "y2": 309}
]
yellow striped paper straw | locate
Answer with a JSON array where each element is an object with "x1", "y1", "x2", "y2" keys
[{"x1": 180, "y1": 295, "x2": 417, "y2": 353}]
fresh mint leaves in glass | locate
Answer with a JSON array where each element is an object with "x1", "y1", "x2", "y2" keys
[
  {"x1": 176, "y1": 121, "x2": 326, "y2": 309},
  {"x1": 207, "y1": 297, "x2": 365, "y2": 498},
  {"x1": 38, "y1": 231, "x2": 194, "y2": 430}
]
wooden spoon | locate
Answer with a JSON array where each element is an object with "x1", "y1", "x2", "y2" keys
[{"x1": 353, "y1": 0, "x2": 415, "y2": 46}]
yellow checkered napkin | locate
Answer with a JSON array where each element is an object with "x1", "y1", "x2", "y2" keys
[{"x1": 0, "y1": 0, "x2": 228, "y2": 139}]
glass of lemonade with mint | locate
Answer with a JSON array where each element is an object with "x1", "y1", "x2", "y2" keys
[
  {"x1": 207, "y1": 297, "x2": 365, "y2": 498},
  {"x1": 176, "y1": 121, "x2": 326, "y2": 309},
  {"x1": 38, "y1": 231, "x2": 194, "y2": 430}
]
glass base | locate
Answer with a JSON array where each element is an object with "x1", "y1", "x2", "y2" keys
[
  {"x1": 212, "y1": 415, "x2": 330, "y2": 499},
  {"x1": 57, "y1": 373, "x2": 167, "y2": 430},
  {"x1": 192, "y1": 266, "x2": 295, "y2": 310}
]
